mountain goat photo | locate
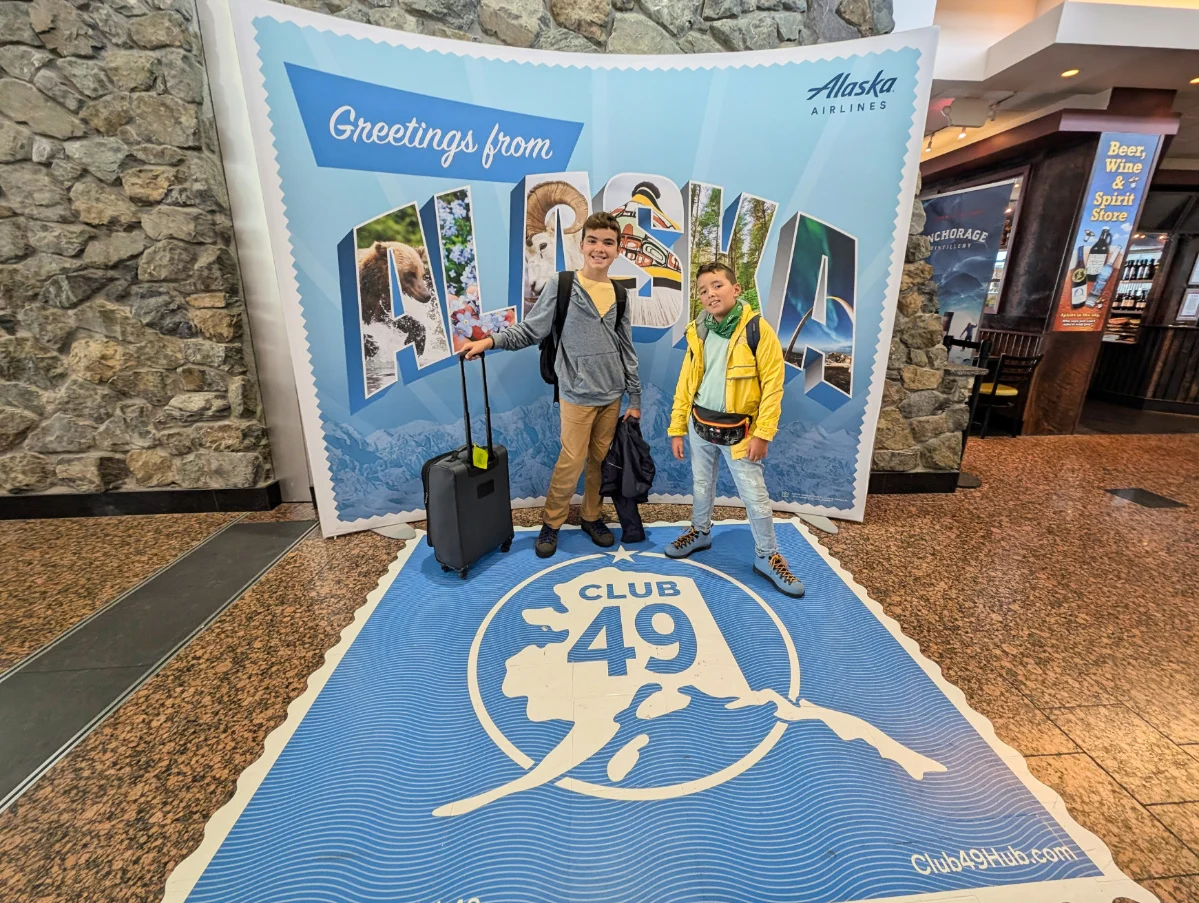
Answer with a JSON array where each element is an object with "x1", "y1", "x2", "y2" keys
[{"x1": 523, "y1": 179, "x2": 590, "y2": 312}]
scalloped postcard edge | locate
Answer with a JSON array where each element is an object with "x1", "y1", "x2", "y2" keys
[
  {"x1": 160, "y1": 519, "x2": 1154, "y2": 903},
  {"x1": 225, "y1": 0, "x2": 937, "y2": 537}
]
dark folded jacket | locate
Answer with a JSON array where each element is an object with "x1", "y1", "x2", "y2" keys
[{"x1": 601, "y1": 417, "x2": 656, "y2": 543}]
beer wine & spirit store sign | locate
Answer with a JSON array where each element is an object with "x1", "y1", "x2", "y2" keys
[{"x1": 1053, "y1": 133, "x2": 1162, "y2": 332}]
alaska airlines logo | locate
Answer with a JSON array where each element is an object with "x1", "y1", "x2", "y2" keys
[
  {"x1": 435, "y1": 548, "x2": 945, "y2": 816},
  {"x1": 807, "y1": 70, "x2": 897, "y2": 101}
]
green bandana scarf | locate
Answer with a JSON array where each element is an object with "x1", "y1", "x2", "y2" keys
[{"x1": 705, "y1": 300, "x2": 744, "y2": 339}]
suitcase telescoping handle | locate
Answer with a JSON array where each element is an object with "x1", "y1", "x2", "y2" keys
[{"x1": 458, "y1": 352, "x2": 494, "y2": 460}]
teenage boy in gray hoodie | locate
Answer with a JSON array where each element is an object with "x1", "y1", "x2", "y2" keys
[{"x1": 461, "y1": 212, "x2": 641, "y2": 558}]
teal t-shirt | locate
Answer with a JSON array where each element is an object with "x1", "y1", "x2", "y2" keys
[{"x1": 695, "y1": 330, "x2": 730, "y2": 412}]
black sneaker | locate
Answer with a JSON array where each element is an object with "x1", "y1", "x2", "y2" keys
[
  {"x1": 580, "y1": 518, "x2": 615, "y2": 548},
  {"x1": 535, "y1": 523, "x2": 559, "y2": 558}
]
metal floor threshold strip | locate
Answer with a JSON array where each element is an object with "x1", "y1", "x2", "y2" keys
[{"x1": 0, "y1": 519, "x2": 316, "y2": 813}]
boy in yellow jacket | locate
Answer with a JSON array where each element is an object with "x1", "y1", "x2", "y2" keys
[{"x1": 665, "y1": 262, "x2": 804, "y2": 597}]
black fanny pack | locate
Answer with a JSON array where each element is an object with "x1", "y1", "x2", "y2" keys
[{"x1": 691, "y1": 404, "x2": 750, "y2": 446}]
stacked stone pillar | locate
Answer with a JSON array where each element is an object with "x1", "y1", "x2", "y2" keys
[{"x1": 872, "y1": 187, "x2": 972, "y2": 476}]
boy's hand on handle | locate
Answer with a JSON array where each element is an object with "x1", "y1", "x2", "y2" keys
[
  {"x1": 671, "y1": 436, "x2": 686, "y2": 461},
  {"x1": 461, "y1": 336, "x2": 494, "y2": 360},
  {"x1": 623, "y1": 408, "x2": 641, "y2": 421},
  {"x1": 747, "y1": 436, "x2": 769, "y2": 462}
]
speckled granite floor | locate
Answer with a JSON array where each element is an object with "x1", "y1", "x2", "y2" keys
[
  {"x1": 0, "y1": 431, "x2": 1196, "y2": 902},
  {"x1": 0, "y1": 512, "x2": 240, "y2": 673}
]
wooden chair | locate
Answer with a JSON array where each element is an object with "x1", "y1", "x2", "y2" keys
[{"x1": 975, "y1": 354, "x2": 1042, "y2": 438}]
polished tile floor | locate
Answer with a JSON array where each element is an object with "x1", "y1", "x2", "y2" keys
[
  {"x1": 0, "y1": 433, "x2": 1196, "y2": 902},
  {"x1": 1078, "y1": 398, "x2": 1199, "y2": 435}
]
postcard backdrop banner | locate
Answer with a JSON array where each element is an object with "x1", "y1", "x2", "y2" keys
[
  {"x1": 1052, "y1": 132, "x2": 1162, "y2": 332},
  {"x1": 230, "y1": 0, "x2": 936, "y2": 535},
  {"x1": 922, "y1": 181, "x2": 1016, "y2": 359}
]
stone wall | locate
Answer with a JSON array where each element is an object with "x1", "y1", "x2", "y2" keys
[
  {"x1": 872, "y1": 181, "x2": 972, "y2": 475},
  {"x1": 0, "y1": 0, "x2": 271, "y2": 496},
  {"x1": 277, "y1": 0, "x2": 892, "y2": 52}
]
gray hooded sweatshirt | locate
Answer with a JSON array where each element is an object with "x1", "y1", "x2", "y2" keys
[{"x1": 491, "y1": 274, "x2": 642, "y2": 410}]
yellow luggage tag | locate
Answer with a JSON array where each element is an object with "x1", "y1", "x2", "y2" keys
[{"x1": 472, "y1": 445, "x2": 490, "y2": 469}]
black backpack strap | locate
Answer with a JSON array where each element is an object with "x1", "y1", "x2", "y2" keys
[
  {"x1": 554, "y1": 271, "x2": 573, "y2": 342},
  {"x1": 612, "y1": 280, "x2": 627, "y2": 325},
  {"x1": 745, "y1": 313, "x2": 761, "y2": 356},
  {"x1": 551, "y1": 271, "x2": 573, "y2": 403}
]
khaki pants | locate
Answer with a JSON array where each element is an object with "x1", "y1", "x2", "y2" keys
[{"x1": 543, "y1": 398, "x2": 622, "y2": 528}]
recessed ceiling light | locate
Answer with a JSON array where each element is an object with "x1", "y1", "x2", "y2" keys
[
  {"x1": 1061, "y1": 68, "x2": 1080, "y2": 78},
  {"x1": 1191, "y1": 76, "x2": 1199, "y2": 85},
  {"x1": 957, "y1": 128, "x2": 967, "y2": 140}
]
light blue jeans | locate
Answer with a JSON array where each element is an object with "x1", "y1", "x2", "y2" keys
[{"x1": 688, "y1": 419, "x2": 778, "y2": 557}]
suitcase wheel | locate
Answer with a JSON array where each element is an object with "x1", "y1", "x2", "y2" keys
[
  {"x1": 459, "y1": 568, "x2": 469, "y2": 580},
  {"x1": 441, "y1": 564, "x2": 451, "y2": 573},
  {"x1": 501, "y1": 538, "x2": 512, "y2": 553}
]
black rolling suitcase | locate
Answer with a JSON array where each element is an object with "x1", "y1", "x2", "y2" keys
[{"x1": 421, "y1": 353, "x2": 514, "y2": 578}]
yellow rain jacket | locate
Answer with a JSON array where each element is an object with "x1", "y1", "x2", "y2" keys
[{"x1": 668, "y1": 306, "x2": 785, "y2": 459}]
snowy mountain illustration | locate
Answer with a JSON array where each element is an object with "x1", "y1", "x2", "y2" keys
[{"x1": 324, "y1": 382, "x2": 860, "y2": 520}]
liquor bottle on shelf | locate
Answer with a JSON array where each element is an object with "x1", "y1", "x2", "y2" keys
[
  {"x1": 1148, "y1": 258, "x2": 1157, "y2": 280},
  {"x1": 1071, "y1": 244, "x2": 1088, "y2": 308}
]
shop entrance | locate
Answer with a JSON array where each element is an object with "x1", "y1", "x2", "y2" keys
[
  {"x1": 922, "y1": 108, "x2": 1199, "y2": 440},
  {"x1": 1083, "y1": 186, "x2": 1199, "y2": 434}
]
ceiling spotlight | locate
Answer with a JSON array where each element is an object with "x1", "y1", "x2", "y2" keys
[
  {"x1": 1191, "y1": 76, "x2": 1199, "y2": 85},
  {"x1": 957, "y1": 127, "x2": 967, "y2": 140},
  {"x1": 1061, "y1": 68, "x2": 1080, "y2": 78},
  {"x1": 925, "y1": 135, "x2": 934, "y2": 152}
]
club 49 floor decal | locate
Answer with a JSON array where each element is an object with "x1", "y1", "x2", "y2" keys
[{"x1": 163, "y1": 524, "x2": 1151, "y2": 903}]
